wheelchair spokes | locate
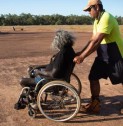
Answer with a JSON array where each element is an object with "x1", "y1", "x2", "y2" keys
[
  {"x1": 70, "y1": 73, "x2": 82, "y2": 95},
  {"x1": 15, "y1": 73, "x2": 81, "y2": 122},
  {"x1": 37, "y1": 81, "x2": 81, "y2": 122}
]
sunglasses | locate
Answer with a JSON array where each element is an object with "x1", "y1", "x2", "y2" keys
[{"x1": 87, "y1": 5, "x2": 94, "y2": 12}]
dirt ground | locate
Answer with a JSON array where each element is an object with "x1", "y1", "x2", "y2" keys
[{"x1": 0, "y1": 30, "x2": 123, "y2": 126}]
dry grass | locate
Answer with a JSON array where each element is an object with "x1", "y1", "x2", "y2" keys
[
  {"x1": 0, "y1": 25, "x2": 93, "y2": 32},
  {"x1": 120, "y1": 25, "x2": 123, "y2": 37},
  {"x1": 0, "y1": 25, "x2": 123, "y2": 36}
]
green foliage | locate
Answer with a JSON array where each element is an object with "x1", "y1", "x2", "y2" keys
[
  {"x1": 0, "y1": 13, "x2": 123, "y2": 26},
  {"x1": 115, "y1": 16, "x2": 123, "y2": 25}
]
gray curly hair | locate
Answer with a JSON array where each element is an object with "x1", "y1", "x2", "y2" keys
[{"x1": 52, "y1": 30, "x2": 75, "y2": 51}]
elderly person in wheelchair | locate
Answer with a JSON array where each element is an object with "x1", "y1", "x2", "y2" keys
[{"x1": 14, "y1": 30, "x2": 76, "y2": 111}]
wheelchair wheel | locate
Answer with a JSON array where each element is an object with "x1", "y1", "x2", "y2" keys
[
  {"x1": 37, "y1": 80, "x2": 81, "y2": 122},
  {"x1": 70, "y1": 73, "x2": 82, "y2": 95}
]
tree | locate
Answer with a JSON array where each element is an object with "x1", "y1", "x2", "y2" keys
[
  {"x1": 0, "y1": 13, "x2": 122, "y2": 26},
  {"x1": 0, "y1": 14, "x2": 5, "y2": 25}
]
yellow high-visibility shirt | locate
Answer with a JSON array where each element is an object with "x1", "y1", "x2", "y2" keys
[{"x1": 93, "y1": 11, "x2": 123, "y2": 61}]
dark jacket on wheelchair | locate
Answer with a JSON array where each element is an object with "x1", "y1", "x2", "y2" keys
[{"x1": 20, "y1": 45, "x2": 75, "y2": 89}]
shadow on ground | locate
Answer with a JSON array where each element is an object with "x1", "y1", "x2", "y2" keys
[{"x1": 67, "y1": 95, "x2": 123, "y2": 123}]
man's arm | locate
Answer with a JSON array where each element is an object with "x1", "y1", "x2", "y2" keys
[
  {"x1": 74, "y1": 32, "x2": 106, "y2": 64},
  {"x1": 75, "y1": 34, "x2": 95, "y2": 56}
]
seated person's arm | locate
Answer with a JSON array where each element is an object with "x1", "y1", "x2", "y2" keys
[
  {"x1": 29, "y1": 54, "x2": 56, "y2": 71},
  {"x1": 34, "y1": 51, "x2": 65, "y2": 79},
  {"x1": 35, "y1": 68, "x2": 58, "y2": 78},
  {"x1": 29, "y1": 64, "x2": 48, "y2": 69},
  {"x1": 35, "y1": 46, "x2": 74, "y2": 80}
]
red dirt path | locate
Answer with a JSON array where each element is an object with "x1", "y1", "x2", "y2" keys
[{"x1": 0, "y1": 31, "x2": 123, "y2": 126}]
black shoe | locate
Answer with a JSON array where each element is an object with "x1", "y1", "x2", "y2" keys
[{"x1": 14, "y1": 102, "x2": 26, "y2": 110}]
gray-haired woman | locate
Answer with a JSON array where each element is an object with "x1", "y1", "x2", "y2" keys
[{"x1": 15, "y1": 30, "x2": 76, "y2": 110}]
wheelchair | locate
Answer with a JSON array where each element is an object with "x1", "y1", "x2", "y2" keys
[
  {"x1": 15, "y1": 66, "x2": 82, "y2": 122},
  {"x1": 28, "y1": 65, "x2": 82, "y2": 95}
]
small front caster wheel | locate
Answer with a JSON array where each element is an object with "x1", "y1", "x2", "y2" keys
[{"x1": 28, "y1": 108, "x2": 36, "y2": 118}]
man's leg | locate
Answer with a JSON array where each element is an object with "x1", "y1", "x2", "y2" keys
[
  {"x1": 81, "y1": 80, "x2": 101, "y2": 114},
  {"x1": 81, "y1": 58, "x2": 107, "y2": 113},
  {"x1": 120, "y1": 83, "x2": 123, "y2": 114},
  {"x1": 90, "y1": 80, "x2": 100, "y2": 100}
]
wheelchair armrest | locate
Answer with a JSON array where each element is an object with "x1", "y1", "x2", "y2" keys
[
  {"x1": 28, "y1": 65, "x2": 47, "y2": 73},
  {"x1": 28, "y1": 65, "x2": 47, "y2": 78}
]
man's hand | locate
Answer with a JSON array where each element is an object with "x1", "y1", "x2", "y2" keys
[
  {"x1": 73, "y1": 56, "x2": 84, "y2": 64},
  {"x1": 75, "y1": 51, "x2": 82, "y2": 56}
]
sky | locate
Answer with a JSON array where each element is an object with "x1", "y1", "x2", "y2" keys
[{"x1": 0, "y1": 0, "x2": 123, "y2": 17}]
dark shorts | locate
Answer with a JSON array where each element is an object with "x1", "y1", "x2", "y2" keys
[{"x1": 89, "y1": 57, "x2": 123, "y2": 84}]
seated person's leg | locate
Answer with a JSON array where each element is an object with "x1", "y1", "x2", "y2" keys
[
  {"x1": 14, "y1": 78, "x2": 36, "y2": 110},
  {"x1": 15, "y1": 74, "x2": 47, "y2": 110},
  {"x1": 14, "y1": 93, "x2": 27, "y2": 110},
  {"x1": 20, "y1": 77, "x2": 36, "y2": 87}
]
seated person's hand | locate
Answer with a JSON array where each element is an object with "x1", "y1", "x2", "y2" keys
[{"x1": 34, "y1": 69, "x2": 40, "y2": 76}]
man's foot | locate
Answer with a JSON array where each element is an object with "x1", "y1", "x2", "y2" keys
[
  {"x1": 120, "y1": 108, "x2": 123, "y2": 114},
  {"x1": 120, "y1": 102, "x2": 123, "y2": 114},
  {"x1": 80, "y1": 99, "x2": 101, "y2": 114}
]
